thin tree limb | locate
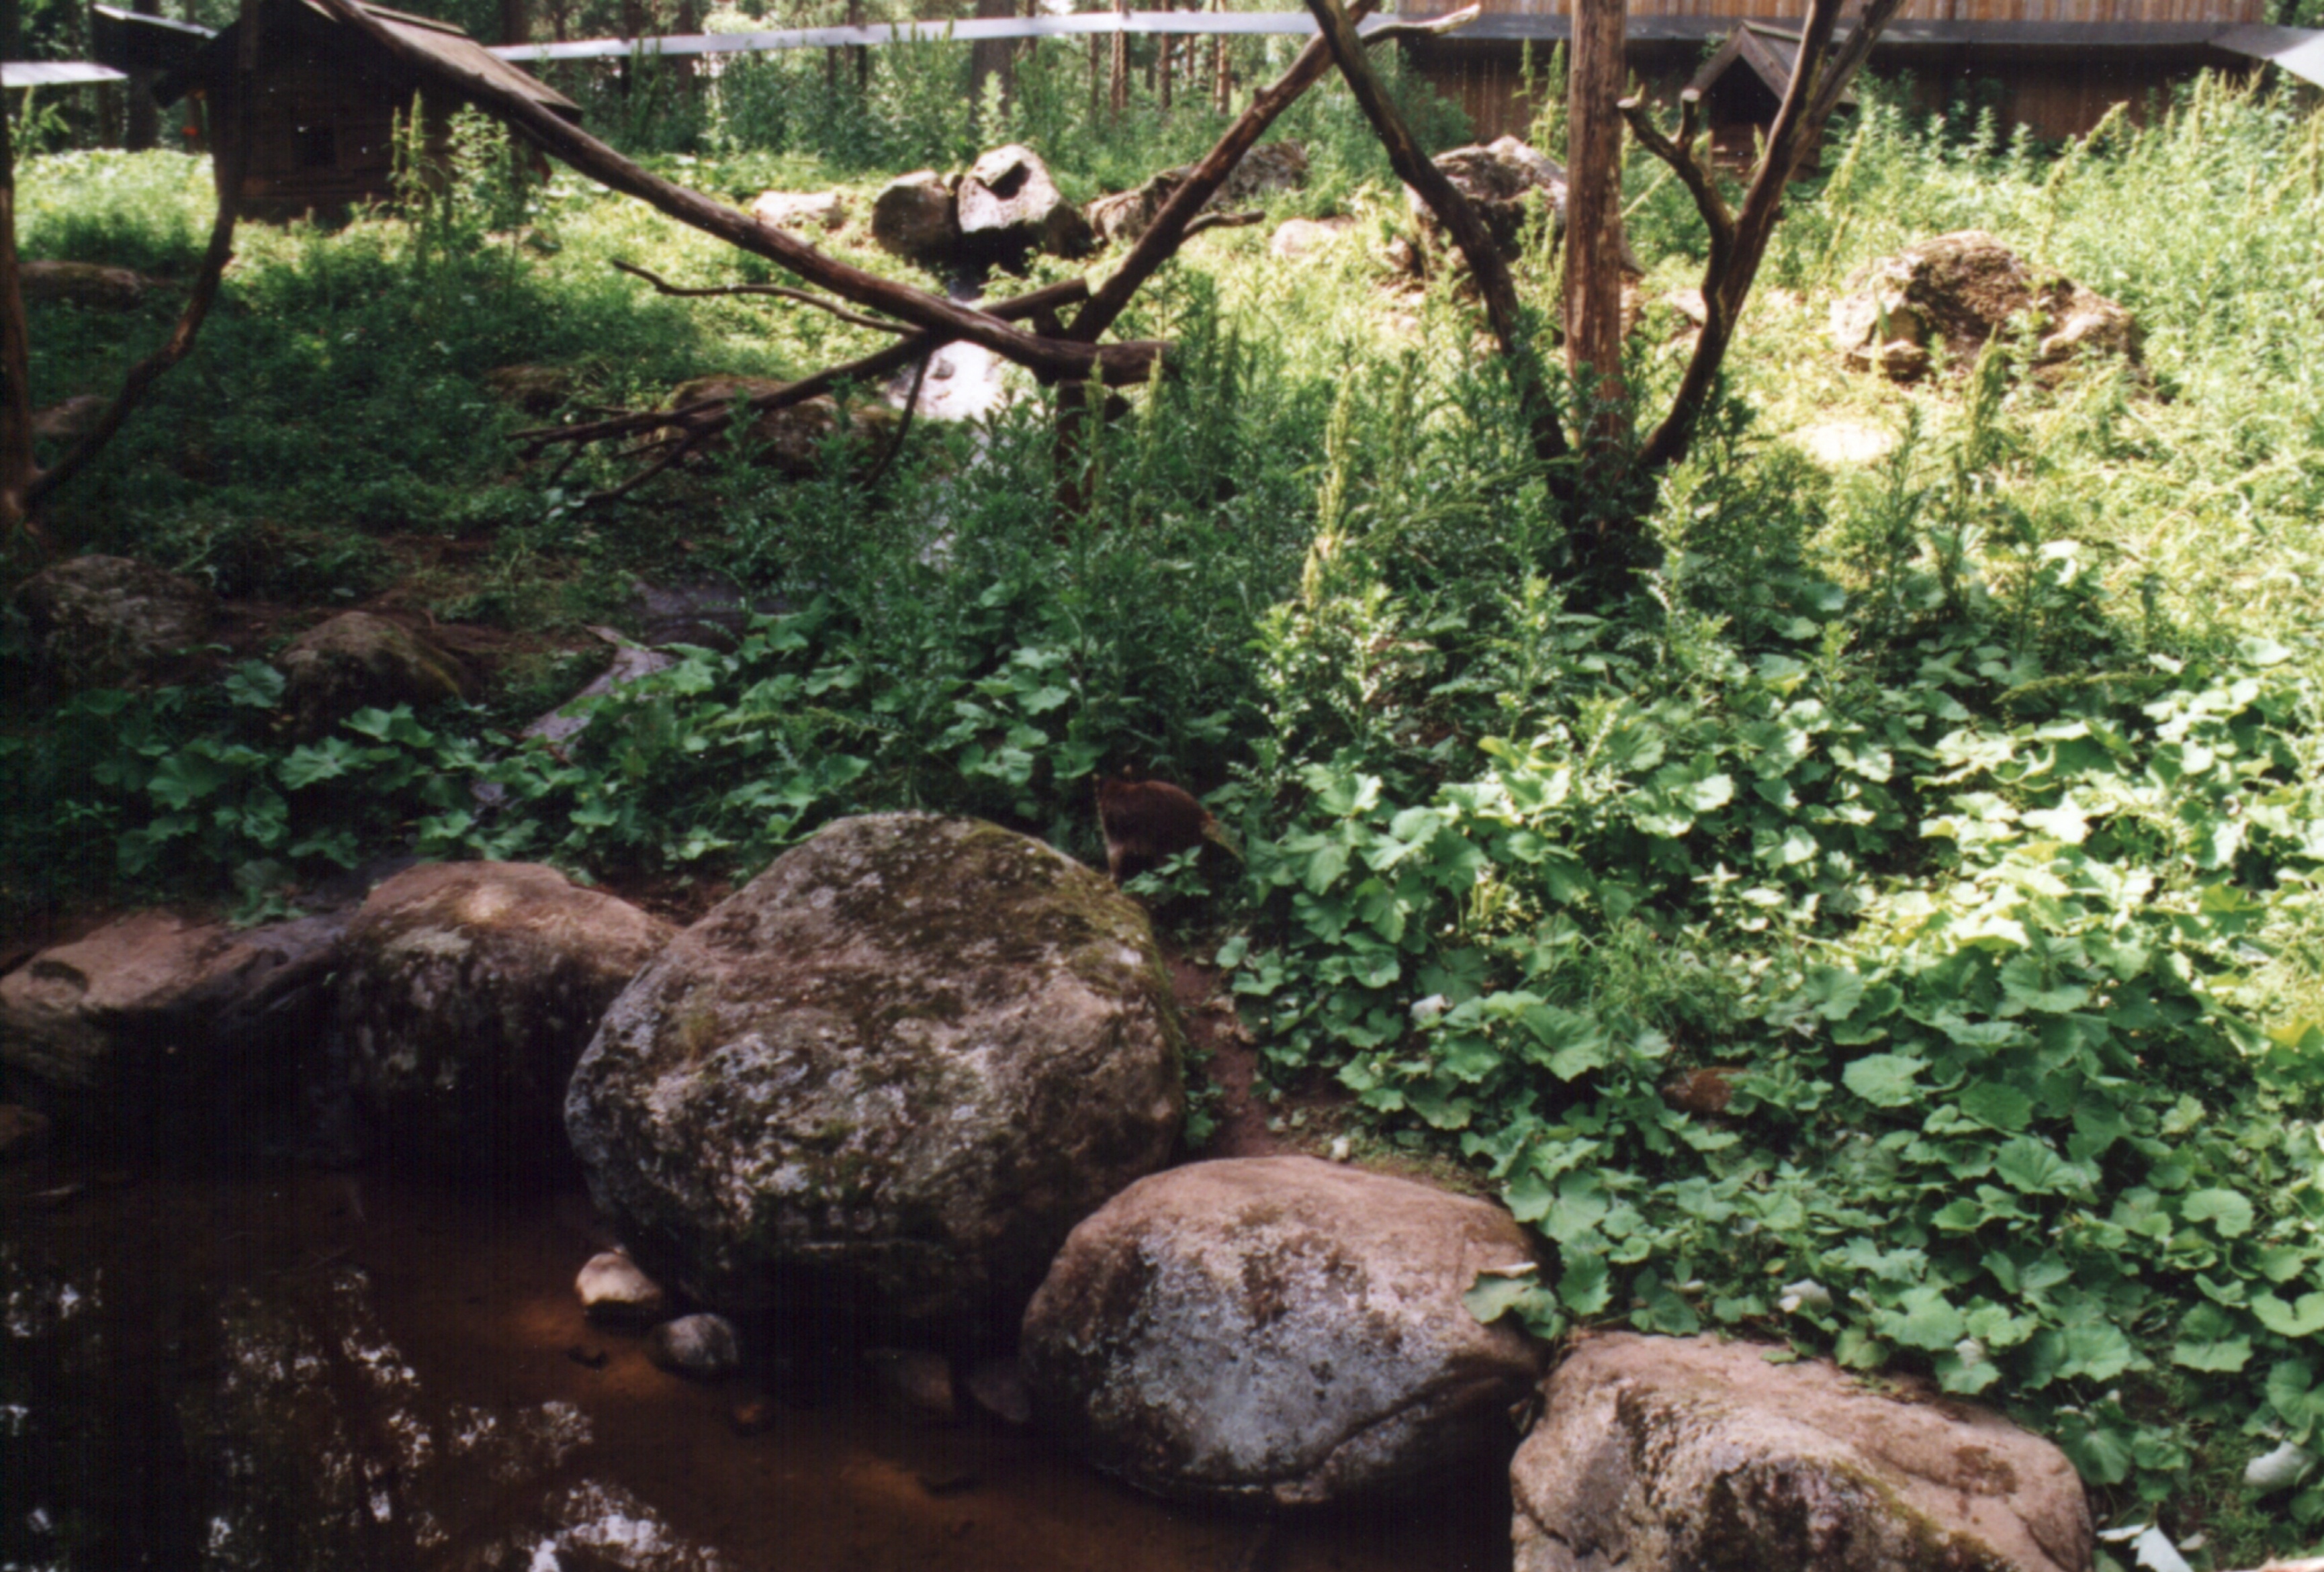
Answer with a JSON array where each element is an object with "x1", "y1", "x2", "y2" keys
[
  {"x1": 1298, "y1": 0, "x2": 1570, "y2": 475},
  {"x1": 520, "y1": 277, "x2": 1090, "y2": 455},
  {"x1": 0, "y1": 87, "x2": 38, "y2": 547},
  {"x1": 304, "y1": 0, "x2": 1165, "y2": 386},
  {"x1": 610, "y1": 258, "x2": 911, "y2": 334},
  {"x1": 1179, "y1": 209, "x2": 1264, "y2": 238}
]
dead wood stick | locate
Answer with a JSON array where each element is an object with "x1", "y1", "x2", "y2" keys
[
  {"x1": 1298, "y1": 0, "x2": 1570, "y2": 477},
  {"x1": 304, "y1": 0, "x2": 1163, "y2": 387},
  {"x1": 1068, "y1": 0, "x2": 1441, "y2": 346},
  {"x1": 611, "y1": 259, "x2": 912, "y2": 334},
  {"x1": 1627, "y1": 0, "x2": 1903, "y2": 475},
  {"x1": 1180, "y1": 209, "x2": 1265, "y2": 238},
  {"x1": 519, "y1": 276, "x2": 1091, "y2": 454}
]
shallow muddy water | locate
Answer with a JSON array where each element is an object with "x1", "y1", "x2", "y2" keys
[{"x1": 1, "y1": 1157, "x2": 1516, "y2": 1571}]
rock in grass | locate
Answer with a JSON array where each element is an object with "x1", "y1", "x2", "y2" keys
[
  {"x1": 576, "y1": 1250, "x2": 668, "y2": 1327},
  {"x1": 276, "y1": 611, "x2": 472, "y2": 740},
  {"x1": 956, "y1": 144, "x2": 1091, "y2": 267},
  {"x1": 20, "y1": 259, "x2": 152, "y2": 310},
  {"x1": 15, "y1": 554, "x2": 216, "y2": 690},
  {"x1": 750, "y1": 189, "x2": 848, "y2": 231},
  {"x1": 870, "y1": 169, "x2": 959, "y2": 267},
  {"x1": 564, "y1": 814, "x2": 1186, "y2": 1338},
  {"x1": 649, "y1": 1313, "x2": 741, "y2": 1379},
  {"x1": 335, "y1": 863, "x2": 672, "y2": 1174},
  {"x1": 1020, "y1": 1156, "x2": 1546, "y2": 1508},
  {"x1": 1511, "y1": 1333, "x2": 2094, "y2": 1572},
  {"x1": 1830, "y1": 230, "x2": 2139, "y2": 383}
]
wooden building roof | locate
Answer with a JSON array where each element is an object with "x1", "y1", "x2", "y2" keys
[{"x1": 155, "y1": 0, "x2": 580, "y2": 120}]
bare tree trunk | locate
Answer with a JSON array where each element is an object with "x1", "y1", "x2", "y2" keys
[
  {"x1": 499, "y1": 0, "x2": 527, "y2": 46},
  {"x1": 1212, "y1": 0, "x2": 1230, "y2": 113},
  {"x1": 1299, "y1": 0, "x2": 1570, "y2": 480},
  {"x1": 971, "y1": 0, "x2": 1016, "y2": 113},
  {"x1": 0, "y1": 98, "x2": 37, "y2": 547},
  {"x1": 850, "y1": 0, "x2": 866, "y2": 91},
  {"x1": 126, "y1": 0, "x2": 163, "y2": 151},
  {"x1": 1564, "y1": 0, "x2": 1624, "y2": 448},
  {"x1": 1109, "y1": 0, "x2": 1128, "y2": 115},
  {"x1": 1158, "y1": 0, "x2": 1173, "y2": 112}
]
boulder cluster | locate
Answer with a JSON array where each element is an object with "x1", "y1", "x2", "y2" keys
[{"x1": 0, "y1": 796, "x2": 2097, "y2": 1569}]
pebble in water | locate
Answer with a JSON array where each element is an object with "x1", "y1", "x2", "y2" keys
[{"x1": 647, "y1": 1313, "x2": 741, "y2": 1379}]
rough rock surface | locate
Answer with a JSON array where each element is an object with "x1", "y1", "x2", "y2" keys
[
  {"x1": 1088, "y1": 140, "x2": 1308, "y2": 246},
  {"x1": 751, "y1": 188, "x2": 848, "y2": 231},
  {"x1": 664, "y1": 375, "x2": 898, "y2": 476},
  {"x1": 31, "y1": 393, "x2": 109, "y2": 443},
  {"x1": 1830, "y1": 230, "x2": 2139, "y2": 381},
  {"x1": 0, "y1": 1103, "x2": 50, "y2": 1160},
  {"x1": 565, "y1": 813, "x2": 1186, "y2": 1334},
  {"x1": 1409, "y1": 136, "x2": 1569, "y2": 261},
  {"x1": 956, "y1": 144, "x2": 1092, "y2": 265},
  {"x1": 334, "y1": 862, "x2": 672, "y2": 1174},
  {"x1": 1511, "y1": 1333, "x2": 2095, "y2": 1572},
  {"x1": 276, "y1": 611, "x2": 472, "y2": 739},
  {"x1": 871, "y1": 169, "x2": 960, "y2": 265},
  {"x1": 1020, "y1": 1156, "x2": 1545, "y2": 1508},
  {"x1": 16, "y1": 554, "x2": 217, "y2": 688},
  {"x1": 0, "y1": 908, "x2": 346, "y2": 1148},
  {"x1": 650, "y1": 1313, "x2": 742, "y2": 1378},
  {"x1": 20, "y1": 259, "x2": 150, "y2": 310}
]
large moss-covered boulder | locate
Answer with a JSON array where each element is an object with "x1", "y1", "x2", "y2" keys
[
  {"x1": 565, "y1": 814, "x2": 1186, "y2": 1337},
  {"x1": 334, "y1": 862, "x2": 673, "y2": 1174},
  {"x1": 1511, "y1": 1333, "x2": 2094, "y2": 1572},
  {"x1": 1021, "y1": 1156, "x2": 1546, "y2": 1508},
  {"x1": 870, "y1": 169, "x2": 960, "y2": 267}
]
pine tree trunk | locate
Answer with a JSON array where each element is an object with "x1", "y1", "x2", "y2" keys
[{"x1": 1564, "y1": 0, "x2": 1626, "y2": 447}]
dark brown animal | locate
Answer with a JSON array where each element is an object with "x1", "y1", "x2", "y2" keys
[{"x1": 1096, "y1": 772, "x2": 1239, "y2": 884}]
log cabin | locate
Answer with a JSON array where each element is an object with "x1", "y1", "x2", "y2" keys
[
  {"x1": 144, "y1": 0, "x2": 580, "y2": 222},
  {"x1": 1398, "y1": 0, "x2": 2294, "y2": 144}
]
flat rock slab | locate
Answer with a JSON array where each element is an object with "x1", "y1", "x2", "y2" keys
[
  {"x1": 1021, "y1": 1156, "x2": 1545, "y2": 1508},
  {"x1": 566, "y1": 814, "x2": 1186, "y2": 1336},
  {"x1": 1512, "y1": 1333, "x2": 2094, "y2": 1572}
]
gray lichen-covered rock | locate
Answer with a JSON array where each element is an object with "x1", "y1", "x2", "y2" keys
[
  {"x1": 335, "y1": 862, "x2": 673, "y2": 1174},
  {"x1": 0, "y1": 907, "x2": 346, "y2": 1148},
  {"x1": 956, "y1": 144, "x2": 1092, "y2": 265},
  {"x1": 15, "y1": 554, "x2": 217, "y2": 689},
  {"x1": 649, "y1": 1313, "x2": 742, "y2": 1379},
  {"x1": 1088, "y1": 140, "x2": 1308, "y2": 247},
  {"x1": 565, "y1": 813, "x2": 1186, "y2": 1336},
  {"x1": 1830, "y1": 230, "x2": 2139, "y2": 382},
  {"x1": 871, "y1": 169, "x2": 960, "y2": 266},
  {"x1": 276, "y1": 611, "x2": 472, "y2": 739},
  {"x1": 1020, "y1": 1156, "x2": 1545, "y2": 1508},
  {"x1": 1409, "y1": 136, "x2": 1569, "y2": 262},
  {"x1": 1511, "y1": 1333, "x2": 2094, "y2": 1572}
]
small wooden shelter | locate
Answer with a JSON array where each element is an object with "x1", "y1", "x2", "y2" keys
[
  {"x1": 148, "y1": 0, "x2": 581, "y2": 222},
  {"x1": 1685, "y1": 23, "x2": 1857, "y2": 159}
]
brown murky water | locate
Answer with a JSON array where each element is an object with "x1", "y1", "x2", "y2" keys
[{"x1": 1, "y1": 1158, "x2": 1516, "y2": 1572}]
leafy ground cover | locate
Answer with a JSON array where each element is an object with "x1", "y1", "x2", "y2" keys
[{"x1": 5, "y1": 50, "x2": 2324, "y2": 1565}]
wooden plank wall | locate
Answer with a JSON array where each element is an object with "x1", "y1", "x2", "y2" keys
[{"x1": 1453, "y1": 0, "x2": 2264, "y2": 20}]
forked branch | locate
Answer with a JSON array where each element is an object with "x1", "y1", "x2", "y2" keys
[
  {"x1": 610, "y1": 259, "x2": 913, "y2": 335},
  {"x1": 1627, "y1": 0, "x2": 1905, "y2": 474}
]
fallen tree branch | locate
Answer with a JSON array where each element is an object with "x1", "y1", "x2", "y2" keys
[
  {"x1": 306, "y1": 0, "x2": 1165, "y2": 387},
  {"x1": 1298, "y1": 0, "x2": 1570, "y2": 477},
  {"x1": 1179, "y1": 209, "x2": 1265, "y2": 239},
  {"x1": 610, "y1": 259, "x2": 912, "y2": 335},
  {"x1": 521, "y1": 277, "x2": 1090, "y2": 488}
]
